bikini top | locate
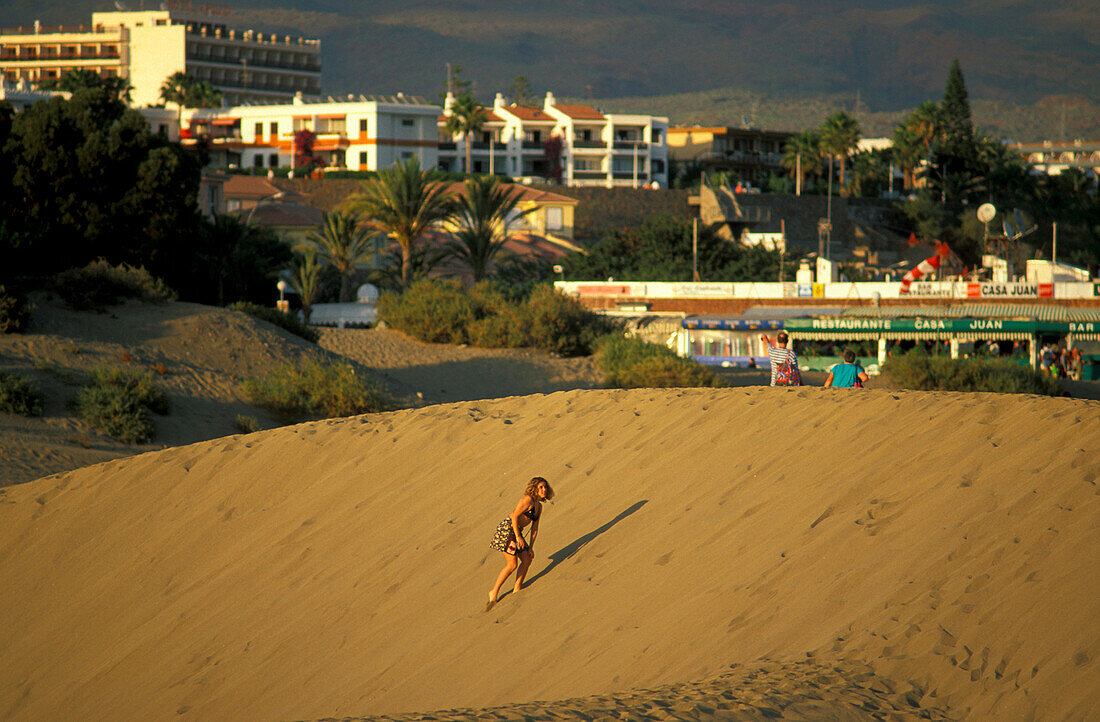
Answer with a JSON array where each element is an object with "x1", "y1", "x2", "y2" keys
[{"x1": 523, "y1": 505, "x2": 541, "y2": 521}]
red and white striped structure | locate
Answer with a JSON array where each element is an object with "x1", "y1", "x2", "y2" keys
[{"x1": 899, "y1": 243, "x2": 951, "y2": 294}]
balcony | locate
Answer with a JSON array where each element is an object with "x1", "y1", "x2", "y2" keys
[
  {"x1": 613, "y1": 140, "x2": 647, "y2": 150},
  {"x1": 572, "y1": 170, "x2": 607, "y2": 179},
  {"x1": 612, "y1": 171, "x2": 649, "y2": 180},
  {"x1": 573, "y1": 139, "x2": 605, "y2": 148},
  {"x1": 521, "y1": 140, "x2": 544, "y2": 150},
  {"x1": 438, "y1": 142, "x2": 457, "y2": 151}
]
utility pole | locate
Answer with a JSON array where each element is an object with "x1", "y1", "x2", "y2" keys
[
  {"x1": 692, "y1": 218, "x2": 699, "y2": 282},
  {"x1": 779, "y1": 219, "x2": 786, "y2": 282}
]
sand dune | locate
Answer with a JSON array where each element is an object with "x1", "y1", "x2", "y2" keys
[{"x1": 1, "y1": 388, "x2": 1098, "y2": 720}]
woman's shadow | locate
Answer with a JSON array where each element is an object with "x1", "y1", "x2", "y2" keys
[{"x1": 524, "y1": 500, "x2": 647, "y2": 588}]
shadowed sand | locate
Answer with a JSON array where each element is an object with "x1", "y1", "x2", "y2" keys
[{"x1": 1, "y1": 387, "x2": 1098, "y2": 720}]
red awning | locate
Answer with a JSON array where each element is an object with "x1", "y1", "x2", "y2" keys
[{"x1": 211, "y1": 118, "x2": 239, "y2": 126}]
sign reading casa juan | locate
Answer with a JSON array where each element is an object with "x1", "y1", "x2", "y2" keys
[{"x1": 966, "y1": 283, "x2": 1054, "y2": 298}]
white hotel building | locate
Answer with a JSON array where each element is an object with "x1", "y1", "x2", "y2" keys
[
  {"x1": 183, "y1": 94, "x2": 441, "y2": 171},
  {"x1": 439, "y1": 91, "x2": 669, "y2": 188},
  {"x1": 0, "y1": 9, "x2": 321, "y2": 108}
]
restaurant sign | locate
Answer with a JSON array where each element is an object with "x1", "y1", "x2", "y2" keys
[{"x1": 788, "y1": 317, "x2": 1042, "y2": 334}]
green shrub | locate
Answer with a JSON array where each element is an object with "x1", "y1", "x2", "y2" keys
[
  {"x1": 595, "y1": 334, "x2": 726, "y2": 388},
  {"x1": 73, "y1": 365, "x2": 170, "y2": 444},
  {"x1": 0, "y1": 285, "x2": 30, "y2": 334},
  {"x1": 378, "y1": 280, "x2": 618, "y2": 356},
  {"x1": 377, "y1": 280, "x2": 482, "y2": 345},
  {"x1": 235, "y1": 414, "x2": 262, "y2": 434},
  {"x1": 522, "y1": 285, "x2": 619, "y2": 356},
  {"x1": 882, "y1": 353, "x2": 1062, "y2": 396},
  {"x1": 241, "y1": 359, "x2": 391, "y2": 418},
  {"x1": 231, "y1": 301, "x2": 320, "y2": 343},
  {"x1": 0, "y1": 371, "x2": 45, "y2": 416},
  {"x1": 55, "y1": 260, "x2": 177, "y2": 310}
]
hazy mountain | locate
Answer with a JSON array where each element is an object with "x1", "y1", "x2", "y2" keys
[{"x1": 4, "y1": 0, "x2": 1096, "y2": 137}]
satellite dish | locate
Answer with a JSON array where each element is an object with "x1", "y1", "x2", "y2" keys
[
  {"x1": 1014, "y1": 208, "x2": 1037, "y2": 238},
  {"x1": 977, "y1": 203, "x2": 996, "y2": 224},
  {"x1": 356, "y1": 283, "x2": 380, "y2": 303}
]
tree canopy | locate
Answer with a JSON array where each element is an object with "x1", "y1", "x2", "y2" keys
[
  {"x1": 564, "y1": 214, "x2": 780, "y2": 282},
  {"x1": 0, "y1": 87, "x2": 201, "y2": 281}
]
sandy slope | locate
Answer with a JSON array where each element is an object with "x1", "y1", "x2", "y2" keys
[
  {"x1": 0, "y1": 300, "x2": 605, "y2": 486},
  {"x1": 1, "y1": 387, "x2": 1097, "y2": 720}
]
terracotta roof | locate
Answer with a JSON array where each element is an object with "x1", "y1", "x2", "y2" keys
[
  {"x1": 439, "y1": 109, "x2": 505, "y2": 124},
  {"x1": 236, "y1": 201, "x2": 324, "y2": 228},
  {"x1": 503, "y1": 104, "x2": 556, "y2": 122},
  {"x1": 514, "y1": 187, "x2": 579, "y2": 205},
  {"x1": 224, "y1": 175, "x2": 282, "y2": 200},
  {"x1": 553, "y1": 104, "x2": 605, "y2": 121},
  {"x1": 440, "y1": 182, "x2": 578, "y2": 206}
]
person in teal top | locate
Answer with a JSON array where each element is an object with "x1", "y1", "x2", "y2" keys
[{"x1": 825, "y1": 349, "x2": 869, "y2": 388}]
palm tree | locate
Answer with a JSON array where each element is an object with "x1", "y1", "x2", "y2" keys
[
  {"x1": 160, "y1": 72, "x2": 222, "y2": 134},
  {"x1": 906, "y1": 101, "x2": 944, "y2": 155},
  {"x1": 342, "y1": 156, "x2": 454, "y2": 288},
  {"x1": 445, "y1": 91, "x2": 486, "y2": 174},
  {"x1": 819, "y1": 111, "x2": 861, "y2": 190},
  {"x1": 159, "y1": 71, "x2": 191, "y2": 128},
  {"x1": 445, "y1": 176, "x2": 531, "y2": 282},
  {"x1": 186, "y1": 80, "x2": 222, "y2": 109},
  {"x1": 289, "y1": 248, "x2": 322, "y2": 323},
  {"x1": 781, "y1": 130, "x2": 820, "y2": 194},
  {"x1": 300, "y1": 210, "x2": 378, "y2": 302},
  {"x1": 891, "y1": 124, "x2": 924, "y2": 190}
]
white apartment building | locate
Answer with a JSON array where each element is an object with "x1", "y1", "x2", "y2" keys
[
  {"x1": 0, "y1": 9, "x2": 321, "y2": 108},
  {"x1": 182, "y1": 94, "x2": 440, "y2": 171},
  {"x1": 439, "y1": 91, "x2": 669, "y2": 188}
]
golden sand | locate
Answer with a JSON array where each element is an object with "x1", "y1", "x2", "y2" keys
[{"x1": 2, "y1": 387, "x2": 1098, "y2": 720}]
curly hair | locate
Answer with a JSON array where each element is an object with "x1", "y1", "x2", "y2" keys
[{"x1": 524, "y1": 476, "x2": 554, "y2": 502}]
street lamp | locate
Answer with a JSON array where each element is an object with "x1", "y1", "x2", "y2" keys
[
  {"x1": 276, "y1": 279, "x2": 289, "y2": 313},
  {"x1": 245, "y1": 191, "x2": 286, "y2": 225}
]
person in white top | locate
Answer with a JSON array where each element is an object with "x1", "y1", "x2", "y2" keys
[{"x1": 760, "y1": 331, "x2": 801, "y2": 386}]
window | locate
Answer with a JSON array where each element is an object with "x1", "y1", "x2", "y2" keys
[
  {"x1": 157, "y1": 124, "x2": 168, "y2": 136},
  {"x1": 156, "y1": 19, "x2": 167, "y2": 26},
  {"x1": 268, "y1": 153, "x2": 279, "y2": 167},
  {"x1": 269, "y1": 121, "x2": 278, "y2": 136},
  {"x1": 359, "y1": 118, "x2": 369, "y2": 133},
  {"x1": 253, "y1": 155, "x2": 263, "y2": 168},
  {"x1": 359, "y1": 151, "x2": 369, "y2": 166},
  {"x1": 254, "y1": 122, "x2": 263, "y2": 138},
  {"x1": 652, "y1": 129, "x2": 662, "y2": 143},
  {"x1": 546, "y1": 207, "x2": 563, "y2": 231},
  {"x1": 227, "y1": 199, "x2": 240, "y2": 211},
  {"x1": 401, "y1": 151, "x2": 413, "y2": 160},
  {"x1": 401, "y1": 118, "x2": 414, "y2": 127},
  {"x1": 317, "y1": 117, "x2": 345, "y2": 134}
]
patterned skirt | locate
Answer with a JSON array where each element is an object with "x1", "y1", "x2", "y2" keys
[{"x1": 489, "y1": 517, "x2": 526, "y2": 554}]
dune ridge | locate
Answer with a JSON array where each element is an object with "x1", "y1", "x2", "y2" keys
[{"x1": 2, "y1": 387, "x2": 1098, "y2": 720}]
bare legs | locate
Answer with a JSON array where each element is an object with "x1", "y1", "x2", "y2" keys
[
  {"x1": 513, "y1": 549, "x2": 533, "y2": 593},
  {"x1": 487, "y1": 549, "x2": 534, "y2": 610}
]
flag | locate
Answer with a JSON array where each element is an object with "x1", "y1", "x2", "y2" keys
[{"x1": 899, "y1": 243, "x2": 951, "y2": 294}]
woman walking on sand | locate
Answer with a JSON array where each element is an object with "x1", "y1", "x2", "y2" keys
[{"x1": 487, "y1": 477, "x2": 553, "y2": 610}]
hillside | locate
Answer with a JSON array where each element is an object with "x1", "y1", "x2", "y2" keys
[
  {"x1": 2, "y1": 0, "x2": 1096, "y2": 138},
  {"x1": 1, "y1": 387, "x2": 1098, "y2": 720},
  {"x1": 0, "y1": 297, "x2": 601, "y2": 485}
]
